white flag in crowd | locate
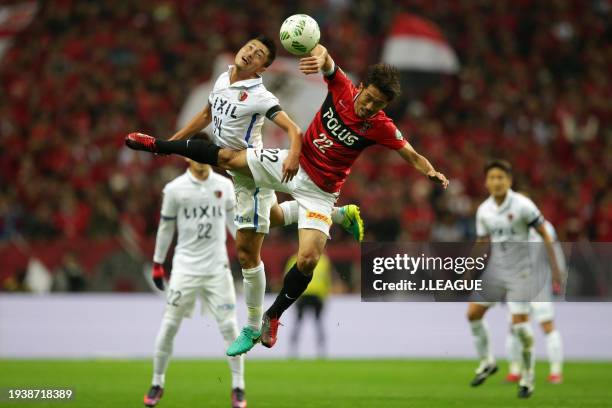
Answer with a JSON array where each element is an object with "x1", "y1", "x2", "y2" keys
[{"x1": 0, "y1": 2, "x2": 38, "y2": 61}]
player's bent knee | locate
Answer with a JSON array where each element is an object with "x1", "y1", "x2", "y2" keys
[
  {"x1": 296, "y1": 252, "x2": 319, "y2": 275},
  {"x1": 511, "y1": 313, "x2": 529, "y2": 324},
  {"x1": 541, "y1": 320, "x2": 554, "y2": 333},
  {"x1": 467, "y1": 303, "x2": 486, "y2": 321},
  {"x1": 217, "y1": 149, "x2": 235, "y2": 170},
  {"x1": 218, "y1": 149, "x2": 248, "y2": 172},
  {"x1": 236, "y1": 246, "x2": 260, "y2": 269}
]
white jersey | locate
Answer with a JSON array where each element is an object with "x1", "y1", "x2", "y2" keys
[
  {"x1": 159, "y1": 170, "x2": 235, "y2": 276},
  {"x1": 208, "y1": 65, "x2": 280, "y2": 150},
  {"x1": 476, "y1": 189, "x2": 544, "y2": 275}
]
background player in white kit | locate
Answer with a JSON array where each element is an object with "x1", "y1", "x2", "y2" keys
[
  {"x1": 143, "y1": 135, "x2": 246, "y2": 408},
  {"x1": 466, "y1": 160, "x2": 562, "y2": 399},
  {"x1": 505, "y1": 214, "x2": 565, "y2": 384},
  {"x1": 129, "y1": 35, "x2": 364, "y2": 357}
]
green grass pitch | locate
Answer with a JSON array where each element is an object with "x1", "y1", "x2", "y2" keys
[{"x1": 1, "y1": 359, "x2": 610, "y2": 407}]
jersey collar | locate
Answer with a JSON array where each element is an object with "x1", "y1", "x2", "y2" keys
[
  {"x1": 227, "y1": 65, "x2": 263, "y2": 89},
  {"x1": 491, "y1": 189, "x2": 514, "y2": 212},
  {"x1": 186, "y1": 169, "x2": 211, "y2": 185}
]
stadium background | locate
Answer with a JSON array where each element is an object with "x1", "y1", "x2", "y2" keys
[{"x1": 1, "y1": 0, "x2": 612, "y2": 398}]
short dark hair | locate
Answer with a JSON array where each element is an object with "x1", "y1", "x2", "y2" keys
[
  {"x1": 253, "y1": 35, "x2": 276, "y2": 67},
  {"x1": 364, "y1": 63, "x2": 401, "y2": 102},
  {"x1": 484, "y1": 159, "x2": 513, "y2": 176}
]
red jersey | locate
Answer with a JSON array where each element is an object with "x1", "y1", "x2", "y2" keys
[{"x1": 299, "y1": 67, "x2": 407, "y2": 193}]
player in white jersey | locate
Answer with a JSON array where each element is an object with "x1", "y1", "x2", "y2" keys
[
  {"x1": 128, "y1": 36, "x2": 364, "y2": 356},
  {"x1": 505, "y1": 217, "x2": 565, "y2": 384},
  {"x1": 466, "y1": 160, "x2": 562, "y2": 399},
  {"x1": 143, "y1": 138, "x2": 246, "y2": 408},
  {"x1": 159, "y1": 36, "x2": 300, "y2": 351}
]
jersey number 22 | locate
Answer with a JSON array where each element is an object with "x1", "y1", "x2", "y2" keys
[{"x1": 313, "y1": 133, "x2": 333, "y2": 154}]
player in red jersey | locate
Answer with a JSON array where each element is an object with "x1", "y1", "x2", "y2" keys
[{"x1": 125, "y1": 43, "x2": 448, "y2": 354}]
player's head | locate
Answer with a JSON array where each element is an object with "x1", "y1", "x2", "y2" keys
[
  {"x1": 235, "y1": 35, "x2": 276, "y2": 74},
  {"x1": 186, "y1": 133, "x2": 212, "y2": 177},
  {"x1": 355, "y1": 63, "x2": 400, "y2": 118},
  {"x1": 484, "y1": 159, "x2": 513, "y2": 197}
]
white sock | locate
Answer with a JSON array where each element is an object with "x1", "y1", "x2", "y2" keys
[
  {"x1": 505, "y1": 330, "x2": 521, "y2": 375},
  {"x1": 513, "y1": 322, "x2": 535, "y2": 386},
  {"x1": 546, "y1": 330, "x2": 563, "y2": 375},
  {"x1": 242, "y1": 263, "x2": 266, "y2": 331},
  {"x1": 219, "y1": 320, "x2": 245, "y2": 389},
  {"x1": 152, "y1": 315, "x2": 182, "y2": 386},
  {"x1": 279, "y1": 201, "x2": 299, "y2": 226},
  {"x1": 469, "y1": 320, "x2": 494, "y2": 365},
  {"x1": 331, "y1": 207, "x2": 343, "y2": 224}
]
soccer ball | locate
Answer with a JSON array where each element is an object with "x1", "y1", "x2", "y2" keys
[{"x1": 279, "y1": 14, "x2": 320, "y2": 56}]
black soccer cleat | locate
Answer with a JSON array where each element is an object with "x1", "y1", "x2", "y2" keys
[
  {"x1": 518, "y1": 384, "x2": 534, "y2": 399},
  {"x1": 231, "y1": 387, "x2": 247, "y2": 408},
  {"x1": 143, "y1": 385, "x2": 164, "y2": 407},
  {"x1": 470, "y1": 363, "x2": 498, "y2": 387}
]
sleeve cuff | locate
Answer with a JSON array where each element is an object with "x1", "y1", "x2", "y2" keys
[
  {"x1": 265, "y1": 105, "x2": 282, "y2": 120},
  {"x1": 323, "y1": 62, "x2": 337, "y2": 78},
  {"x1": 527, "y1": 215, "x2": 544, "y2": 227}
]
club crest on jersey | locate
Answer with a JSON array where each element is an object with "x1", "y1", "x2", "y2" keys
[
  {"x1": 238, "y1": 90, "x2": 248, "y2": 102},
  {"x1": 215, "y1": 190, "x2": 223, "y2": 198}
]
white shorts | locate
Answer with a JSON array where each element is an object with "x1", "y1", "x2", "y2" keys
[
  {"x1": 530, "y1": 302, "x2": 555, "y2": 323},
  {"x1": 474, "y1": 301, "x2": 531, "y2": 315},
  {"x1": 475, "y1": 267, "x2": 539, "y2": 303},
  {"x1": 231, "y1": 171, "x2": 277, "y2": 234},
  {"x1": 164, "y1": 267, "x2": 237, "y2": 322},
  {"x1": 246, "y1": 148, "x2": 339, "y2": 237}
]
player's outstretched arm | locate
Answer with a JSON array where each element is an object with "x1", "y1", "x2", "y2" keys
[
  {"x1": 272, "y1": 111, "x2": 303, "y2": 182},
  {"x1": 152, "y1": 213, "x2": 176, "y2": 290},
  {"x1": 169, "y1": 104, "x2": 212, "y2": 141},
  {"x1": 534, "y1": 223, "x2": 564, "y2": 294},
  {"x1": 396, "y1": 142, "x2": 449, "y2": 188},
  {"x1": 299, "y1": 44, "x2": 334, "y2": 75}
]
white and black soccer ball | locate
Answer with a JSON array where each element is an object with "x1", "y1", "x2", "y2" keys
[{"x1": 279, "y1": 14, "x2": 320, "y2": 56}]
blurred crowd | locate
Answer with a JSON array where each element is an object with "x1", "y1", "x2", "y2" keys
[{"x1": 1, "y1": 0, "x2": 610, "y2": 284}]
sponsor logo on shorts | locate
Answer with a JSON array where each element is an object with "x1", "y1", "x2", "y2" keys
[
  {"x1": 306, "y1": 211, "x2": 332, "y2": 225},
  {"x1": 235, "y1": 215, "x2": 252, "y2": 224}
]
